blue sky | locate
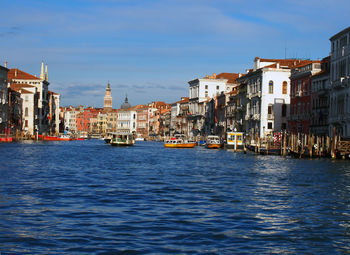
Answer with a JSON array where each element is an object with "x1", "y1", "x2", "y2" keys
[{"x1": 1, "y1": 0, "x2": 349, "y2": 108}]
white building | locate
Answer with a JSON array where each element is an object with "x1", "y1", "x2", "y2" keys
[
  {"x1": 329, "y1": 26, "x2": 350, "y2": 137},
  {"x1": 239, "y1": 57, "x2": 307, "y2": 138},
  {"x1": 188, "y1": 73, "x2": 228, "y2": 137},
  {"x1": 117, "y1": 109, "x2": 137, "y2": 133},
  {"x1": 64, "y1": 106, "x2": 83, "y2": 134}
]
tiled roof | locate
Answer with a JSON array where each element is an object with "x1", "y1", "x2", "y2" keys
[
  {"x1": 216, "y1": 73, "x2": 240, "y2": 83},
  {"x1": 255, "y1": 57, "x2": 312, "y2": 69},
  {"x1": 176, "y1": 97, "x2": 189, "y2": 104},
  {"x1": 8, "y1": 68, "x2": 40, "y2": 81},
  {"x1": 292, "y1": 60, "x2": 320, "y2": 69},
  {"x1": 10, "y1": 83, "x2": 36, "y2": 92}
]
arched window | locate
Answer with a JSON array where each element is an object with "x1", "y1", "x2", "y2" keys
[
  {"x1": 269, "y1": 80, "x2": 273, "y2": 94},
  {"x1": 282, "y1": 81, "x2": 287, "y2": 94}
]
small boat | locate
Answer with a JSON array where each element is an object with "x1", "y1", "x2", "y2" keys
[
  {"x1": 206, "y1": 135, "x2": 223, "y2": 149},
  {"x1": 43, "y1": 135, "x2": 73, "y2": 141},
  {"x1": 103, "y1": 133, "x2": 113, "y2": 144},
  {"x1": 110, "y1": 132, "x2": 135, "y2": 146},
  {"x1": 31, "y1": 134, "x2": 73, "y2": 141},
  {"x1": 164, "y1": 134, "x2": 196, "y2": 148},
  {"x1": 135, "y1": 135, "x2": 146, "y2": 141}
]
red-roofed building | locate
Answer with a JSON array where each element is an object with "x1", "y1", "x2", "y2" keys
[{"x1": 8, "y1": 62, "x2": 51, "y2": 134}]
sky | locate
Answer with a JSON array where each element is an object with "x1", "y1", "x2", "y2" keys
[{"x1": 1, "y1": 0, "x2": 349, "y2": 108}]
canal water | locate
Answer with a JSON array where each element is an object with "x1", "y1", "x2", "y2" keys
[{"x1": 1, "y1": 140, "x2": 350, "y2": 254}]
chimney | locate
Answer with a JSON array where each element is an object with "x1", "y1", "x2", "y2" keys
[
  {"x1": 15, "y1": 69, "x2": 17, "y2": 77},
  {"x1": 276, "y1": 62, "x2": 280, "y2": 69},
  {"x1": 213, "y1": 73, "x2": 216, "y2": 78},
  {"x1": 40, "y1": 61, "x2": 44, "y2": 79},
  {"x1": 4, "y1": 61, "x2": 7, "y2": 68}
]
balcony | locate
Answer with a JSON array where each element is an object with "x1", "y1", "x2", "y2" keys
[{"x1": 251, "y1": 91, "x2": 262, "y2": 98}]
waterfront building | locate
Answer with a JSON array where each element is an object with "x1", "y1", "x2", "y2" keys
[
  {"x1": 289, "y1": 61, "x2": 322, "y2": 134},
  {"x1": 188, "y1": 73, "x2": 229, "y2": 137},
  {"x1": 159, "y1": 108, "x2": 171, "y2": 138},
  {"x1": 148, "y1": 107, "x2": 159, "y2": 138},
  {"x1": 136, "y1": 105, "x2": 149, "y2": 139},
  {"x1": 8, "y1": 62, "x2": 50, "y2": 134},
  {"x1": 148, "y1": 101, "x2": 171, "y2": 139},
  {"x1": 117, "y1": 96, "x2": 136, "y2": 134},
  {"x1": 170, "y1": 97, "x2": 189, "y2": 136},
  {"x1": 103, "y1": 82, "x2": 112, "y2": 112},
  {"x1": 106, "y1": 109, "x2": 118, "y2": 133},
  {"x1": 310, "y1": 56, "x2": 330, "y2": 136},
  {"x1": 10, "y1": 83, "x2": 39, "y2": 136},
  {"x1": 0, "y1": 64, "x2": 9, "y2": 134},
  {"x1": 64, "y1": 105, "x2": 84, "y2": 134},
  {"x1": 329, "y1": 27, "x2": 350, "y2": 137},
  {"x1": 238, "y1": 57, "x2": 310, "y2": 138},
  {"x1": 215, "y1": 92, "x2": 227, "y2": 138},
  {"x1": 48, "y1": 91, "x2": 60, "y2": 135},
  {"x1": 76, "y1": 107, "x2": 99, "y2": 136},
  {"x1": 226, "y1": 77, "x2": 247, "y2": 133},
  {"x1": 7, "y1": 87, "x2": 22, "y2": 136}
]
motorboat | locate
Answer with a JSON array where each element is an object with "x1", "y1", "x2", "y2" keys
[
  {"x1": 110, "y1": 132, "x2": 135, "y2": 146},
  {"x1": 164, "y1": 134, "x2": 196, "y2": 148},
  {"x1": 104, "y1": 133, "x2": 113, "y2": 144},
  {"x1": 206, "y1": 135, "x2": 223, "y2": 149},
  {"x1": 34, "y1": 134, "x2": 73, "y2": 141}
]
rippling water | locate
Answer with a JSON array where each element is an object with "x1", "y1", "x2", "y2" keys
[{"x1": 1, "y1": 140, "x2": 350, "y2": 254}]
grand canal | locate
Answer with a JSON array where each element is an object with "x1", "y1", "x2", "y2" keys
[{"x1": 1, "y1": 140, "x2": 350, "y2": 254}]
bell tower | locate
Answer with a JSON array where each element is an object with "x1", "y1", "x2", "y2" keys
[{"x1": 104, "y1": 82, "x2": 112, "y2": 112}]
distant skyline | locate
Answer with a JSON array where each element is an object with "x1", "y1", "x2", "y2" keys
[{"x1": 1, "y1": 0, "x2": 349, "y2": 107}]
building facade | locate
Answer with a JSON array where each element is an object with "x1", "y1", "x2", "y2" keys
[
  {"x1": 310, "y1": 56, "x2": 330, "y2": 136},
  {"x1": 329, "y1": 27, "x2": 350, "y2": 137},
  {"x1": 289, "y1": 61, "x2": 322, "y2": 134},
  {"x1": 0, "y1": 65, "x2": 9, "y2": 134},
  {"x1": 8, "y1": 62, "x2": 50, "y2": 134}
]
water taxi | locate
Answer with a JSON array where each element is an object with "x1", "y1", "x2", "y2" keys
[
  {"x1": 206, "y1": 135, "x2": 223, "y2": 149},
  {"x1": 110, "y1": 132, "x2": 135, "y2": 146},
  {"x1": 164, "y1": 134, "x2": 196, "y2": 148},
  {"x1": 226, "y1": 131, "x2": 244, "y2": 150}
]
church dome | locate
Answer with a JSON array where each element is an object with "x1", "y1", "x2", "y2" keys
[{"x1": 121, "y1": 95, "x2": 131, "y2": 109}]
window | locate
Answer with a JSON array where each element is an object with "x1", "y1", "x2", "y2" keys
[
  {"x1": 282, "y1": 104, "x2": 287, "y2": 117},
  {"x1": 25, "y1": 120, "x2": 28, "y2": 127},
  {"x1": 205, "y1": 85, "x2": 208, "y2": 89},
  {"x1": 268, "y1": 105, "x2": 272, "y2": 114},
  {"x1": 216, "y1": 86, "x2": 219, "y2": 90},
  {"x1": 268, "y1": 122, "x2": 273, "y2": 129},
  {"x1": 25, "y1": 107, "x2": 29, "y2": 117},
  {"x1": 205, "y1": 91, "x2": 208, "y2": 97},
  {"x1": 269, "y1": 81, "x2": 273, "y2": 94},
  {"x1": 282, "y1": 81, "x2": 287, "y2": 94}
]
